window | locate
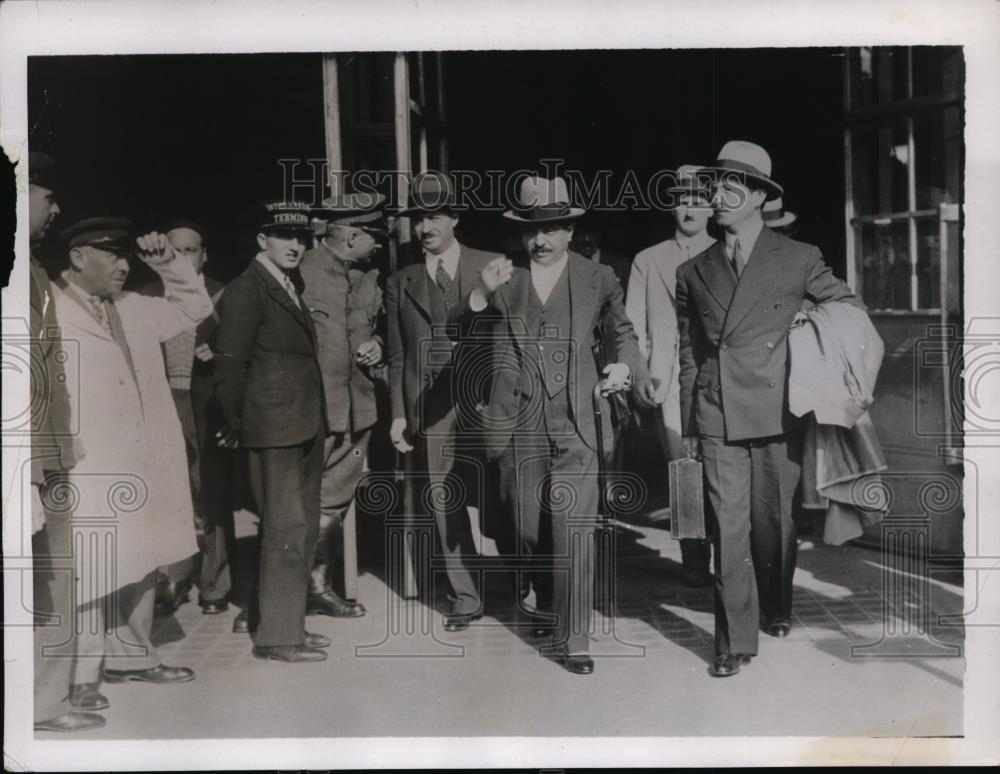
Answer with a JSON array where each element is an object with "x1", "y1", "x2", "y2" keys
[{"x1": 844, "y1": 46, "x2": 962, "y2": 314}]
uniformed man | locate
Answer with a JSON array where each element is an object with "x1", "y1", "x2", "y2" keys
[{"x1": 300, "y1": 192, "x2": 387, "y2": 618}]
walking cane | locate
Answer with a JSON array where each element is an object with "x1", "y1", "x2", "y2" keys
[
  {"x1": 591, "y1": 378, "x2": 618, "y2": 625},
  {"x1": 394, "y1": 449, "x2": 420, "y2": 599}
]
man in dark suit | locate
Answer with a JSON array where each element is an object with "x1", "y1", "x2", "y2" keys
[
  {"x1": 214, "y1": 201, "x2": 330, "y2": 663},
  {"x1": 385, "y1": 172, "x2": 501, "y2": 632},
  {"x1": 470, "y1": 175, "x2": 648, "y2": 675},
  {"x1": 676, "y1": 141, "x2": 864, "y2": 677}
]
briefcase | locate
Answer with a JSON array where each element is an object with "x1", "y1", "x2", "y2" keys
[{"x1": 668, "y1": 457, "x2": 707, "y2": 540}]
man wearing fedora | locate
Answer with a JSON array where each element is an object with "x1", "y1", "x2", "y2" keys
[
  {"x1": 214, "y1": 201, "x2": 331, "y2": 663},
  {"x1": 763, "y1": 196, "x2": 800, "y2": 239},
  {"x1": 676, "y1": 141, "x2": 864, "y2": 677},
  {"x1": 469, "y1": 174, "x2": 648, "y2": 675},
  {"x1": 385, "y1": 171, "x2": 501, "y2": 632},
  {"x1": 299, "y1": 192, "x2": 387, "y2": 619},
  {"x1": 629, "y1": 164, "x2": 716, "y2": 588}
]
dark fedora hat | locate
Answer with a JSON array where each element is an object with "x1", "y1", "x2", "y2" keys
[
  {"x1": 259, "y1": 200, "x2": 313, "y2": 234},
  {"x1": 61, "y1": 217, "x2": 136, "y2": 254},
  {"x1": 397, "y1": 171, "x2": 459, "y2": 216},
  {"x1": 503, "y1": 175, "x2": 585, "y2": 223},
  {"x1": 28, "y1": 151, "x2": 59, "y2": 192},
  {"x1": 705, "y1": 140, "x2": 783, "y2": 200}
]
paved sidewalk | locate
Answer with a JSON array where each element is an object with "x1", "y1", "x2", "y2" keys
[{"x1": 43, "y1": 513, "x2": 964, "y2": 739}]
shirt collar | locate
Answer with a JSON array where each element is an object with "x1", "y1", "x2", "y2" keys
[
  {"x1": 589, "y1": 248, "x2": 602, "y2": 263},
  {"x1": 674, "y1": 230, "x2": 714, "y2": 255},
  {"x1": 255, "y1": 252, "x2": 294, "y2": 288},
  {"x1": 723, "y1": 216, "x2": 764, "y2": 258},
  {"x1": 424, "y1": 239, "x2": 461, "y2": 280}
]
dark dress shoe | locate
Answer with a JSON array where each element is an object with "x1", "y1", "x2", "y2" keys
[
  {"x1": 253, "y1": 645, "x2": 328, "y2": 663},
  {"x1": 35, "y1": 711, "x2": 106, "y2": 733},
  {"x1": 681, "y1": 566, "x2": 713, "y2": 588},
  {"x1": 765, "y1": 620, "x2": 792, "y2": 638},
  {"x1": 199, "y1": 599, "x2": 229, "y2": 615},
  {"x1": 70, "y1": 682, "x2": 109, "y2": 711},
  {"x1": 443, "y1": 612, "x2": 482, "y2": 632},
  {"x1": 232, "y1": 608, "x2": 251, "y2": 634},
  {"x1": 711, "y1": 653, "x2": 753, "y2": 677},
  {"x1": 303, "y1": 631, "x2": 331, "y2": 649},
  {"x1": 103, "y1": 664, "x2": 195, "y2": 684},
  {"x1": 154, "y1": 577, "x2": 193, "y2": 615},
  {"x1": 556, "y1": 653, "x2": 595, "y2": 675},
  {"x1": 306, "y1": 590, "x2": 366, "y2": 618}
]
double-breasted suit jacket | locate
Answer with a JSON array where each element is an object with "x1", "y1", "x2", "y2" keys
[
  {"x1": 676, "y1": 226, "x2": 863, "y2": 442},
  {"x1": 676, "y1": 224, "x2": 863, "y2": 656},
  {"x1": 214, "y1": 258, "x2": 327, "y2": 448}
]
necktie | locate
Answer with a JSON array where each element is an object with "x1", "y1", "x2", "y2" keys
[
  {"x1": 731, "y1": 239, "x2": 745, "y2": 278},
  {"x1": 435, "y1": 257, "x2": 452, "y2": 294},
  {"x1": 282, "y1": 273, "x2": 300, "y2": 308},
  {"x1": 88, "y1": 295, "x2": 112, "y2": 335}
]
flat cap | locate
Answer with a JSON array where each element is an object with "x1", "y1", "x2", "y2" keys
[
  {"x1": 28, "y1": 151, "x2": 59, "y2": 191},
  {"x1": 61, "y1": 217, "x2": 136, "y2": 252}
]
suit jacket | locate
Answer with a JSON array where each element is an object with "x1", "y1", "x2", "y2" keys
[
  {"x1": 300, "y1": 243, "x2": 383, "y2": 433},
  {"x1": 385, "y1": 243, "x2": 499, "y2": 434},
  {"x1": 214, "y1": 257, "x2": 327, "y2": 448},
  {"x1": 676, "y1": 225, "x2": 863, "y2": 441},
  {"x1": 52, "y1": 258, "x2": 211, "y2": 596},
  {"x1": 478, "y1": 251, "x2": 643, "y2": 460},
  {"x1": 593, "y1": 249, "x2": 631, "y2": 296}
]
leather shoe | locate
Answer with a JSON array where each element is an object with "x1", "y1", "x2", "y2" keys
[
  {"x1": 303, "y1": 631, "x2": 331, "y2": 649},
  {"x1": 200, "y1": 599, "x2": 229, "y2": 615},
  {"x1": 711, "y1": 653, "x2": 752, "y2": 677},
  {"x1": 253, "y1": 644, "x2": 328, "y2": 663},
  {"x1": 681, "y1": 566, "x2": 713, "y2": 588},
  {"x1": 306, "y1": 590, "x2": 366, "y2": 618},
  {"x1": 103, "y1": 664, "x2": 195, "y2": 684},
  {"x1": 154, "y1": 577, "x2": 192, "y2": 615},
  {"x1": 555, "y1": 652, "x2": 595, "y2": 675},
  {"x1": 35, "y1": 711, "x2": 106, "y2": 733},
  {"x1": 765, "y1": 620, "x2": 792, "y2": 638},
  {"x1": 232, "y1": 608, "x2": 251, "y2": 634},
  {"x1": 70, "y1": 682, "x2": 109, "y2": 711},
  {"x1": 443, "y1": 612, "x2": 482, "y2": 632}
]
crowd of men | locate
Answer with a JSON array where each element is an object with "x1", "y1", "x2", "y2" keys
[{"x1": 28, "y1": 139, "x2": 866, "y2": 733}]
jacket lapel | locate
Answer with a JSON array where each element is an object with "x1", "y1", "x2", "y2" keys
[
  {"x1": 52, "y1": 277, "x2": 117, "y2": 342},
  {"x1": 652, "y1": 242, "x2": 686, "y2": 301},
  {"x1": 694, "y1": 242, "x2": 738, "y2": 313},
  {"x1": 568, "y1": 252, "x2": 601, "y2": 359},
  {"x1": 496, "y1": 268, "x2": 530, "y2": 349},
  {"x1": 251, "y1": 260, "x2": 314, "y2": 340},
  {"x1": 721, "y1": 226, "x2": 786, "y2": 340},
  {"x1": 403, "y1": 266, "x2": 432, "y2": 324}
]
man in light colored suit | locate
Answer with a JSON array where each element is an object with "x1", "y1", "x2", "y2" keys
[
  {"x1": 52, "y1": 217, "x2": 210, "y2": 691},
  {"x1": 676, "y1": 141, "x2": 864, "y2": 677},
  {"x1": 470, "y1": 175, "x2": 650, "y2": 675},
  {"x1": 386, "y1": 172, "x2": 500, "y2": 632},
  {"x1": 629, "y1": 165, "x2": 715, "y2": 587}
]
